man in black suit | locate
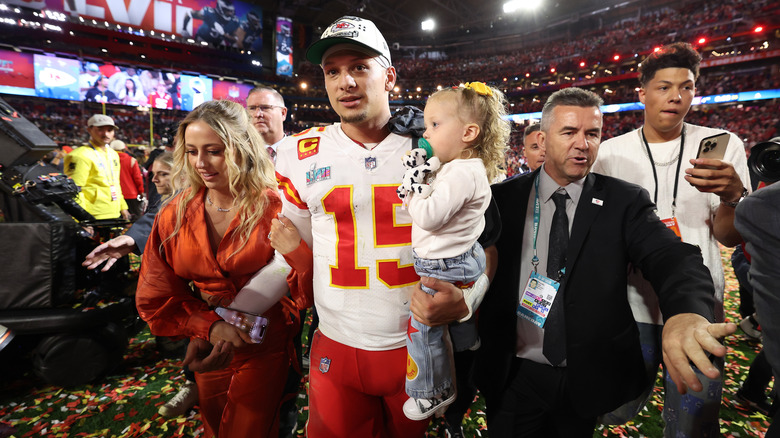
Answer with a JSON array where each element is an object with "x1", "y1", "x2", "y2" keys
[{"x1": 413, "y1": 87, "x2": 736, "y2": 437}]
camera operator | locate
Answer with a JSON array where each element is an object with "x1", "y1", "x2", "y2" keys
[{"x1": 734, "y1": 136, "x2": 780, "y2": 434}]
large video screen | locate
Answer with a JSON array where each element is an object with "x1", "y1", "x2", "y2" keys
[
  {"x1": 0, "y1": 49, "x2": 35, "y2": 96},
  {"x1": 4, "y1": 52, "x2": 253, "y2": 111},
  {"x1": 8, "y1": 0, "x2": 262, "y2": 49},
  {"x1": 34, "y1": 54, "x2": 81, "y2": 100},
  {"x1": 179, "y1": 74, "x2": 214, "y2": 110},
  {"x1": 75, "y1": 62, "x2": 211, "y2": 110},
  {"x1": 212, "y1": 79, "x2": 253, "y2": 105},
  {"x1": 275, "y1": 17, "x2": 293, "y2": 77}
]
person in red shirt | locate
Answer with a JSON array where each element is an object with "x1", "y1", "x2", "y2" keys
[
  {"x1": 110, "y1": 140, "x2": 145, "y2": 220},
  {"x1": 148, "y1": 82, "x2": 173, "y2": 109}
]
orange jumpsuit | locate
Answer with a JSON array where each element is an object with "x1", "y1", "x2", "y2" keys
[{"x1": 136, "y1": 188, "x2": 312, "y2": 438}]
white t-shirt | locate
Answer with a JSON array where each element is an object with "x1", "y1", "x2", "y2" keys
[
  {"x1": 592, "y1": 123, "x2": 750, "y2": 324},
  {"x1": 275, "y1": 124, "x2": 417, "y2": 350},
  {"x1": 408, "y1": 158, "x2": 490, "y2": 259}
]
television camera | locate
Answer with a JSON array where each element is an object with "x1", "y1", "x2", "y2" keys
[{"x1": 0, "y1": 97, "x2": 140, "y2": 387}]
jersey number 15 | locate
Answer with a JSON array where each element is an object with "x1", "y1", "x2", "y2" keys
[{"x1": 322, "y1": 185, "x2": 419, "y2": 289}]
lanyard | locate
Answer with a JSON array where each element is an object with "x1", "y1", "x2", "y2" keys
[
  {"x1": 90, "y1": 143, "x2": 116, "y2": 186},
  {"x1": 531, "y1": 174, "x2": 542, "y2": 272},
  {"x1": 640, "y1": 126, "x2": 685, "y2": 217}
]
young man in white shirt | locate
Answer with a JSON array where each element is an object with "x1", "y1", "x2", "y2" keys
[{"x1": 593, "y1": 42, "x2": 750, "y2": 437}]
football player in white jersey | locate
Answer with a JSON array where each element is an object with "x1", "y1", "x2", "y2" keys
[{"x1": 274, "y1": 16, "x2": 479, "y2": 437}]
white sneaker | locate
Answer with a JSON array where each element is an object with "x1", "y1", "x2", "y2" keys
[
  {"x1": 403, "y1": 388, "x2": 457, "y2": 421},
  {"x1": 740, "y1": 313, "x2": 762, "y2": 341},
  {"x1": 158, "y1": 380, "x2": 198, "y2": 418}
]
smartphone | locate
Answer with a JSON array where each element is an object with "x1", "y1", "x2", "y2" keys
[
  {"x1": 215, "y1": 307, "x2": 269, "y2": 344},
  {"x1": 694, "y1": 132, "x2": 730, "y2": 168}
]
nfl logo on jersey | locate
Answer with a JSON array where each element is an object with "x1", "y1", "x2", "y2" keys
[
  {"x1": 365, "y1": 156, "x2": 377, "y2": 170},
  {"x1": 319, "y1": 357, "x2": 331, "y2": 373}
]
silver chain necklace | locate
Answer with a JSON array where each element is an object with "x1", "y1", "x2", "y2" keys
[
  {"x1": 206, "y1": 193, "x2": 235, "y2": 212},
  {"x1": 639, "y1": 129, "x2": 681, "y2": 167}
]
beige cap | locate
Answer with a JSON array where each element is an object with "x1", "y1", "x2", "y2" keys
[
  {"x1": 109, "y1": 140, "x2": 126, "y2": 151},
  {"x1": 88, "y1": 114, "x2": 116, "y2": 128}
]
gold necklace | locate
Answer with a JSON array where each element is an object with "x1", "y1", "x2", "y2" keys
[{"x1": 206, "y1": 193, "x2": 235, "y2": 212}]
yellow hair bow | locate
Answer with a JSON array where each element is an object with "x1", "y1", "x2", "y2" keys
[{"x1": 463, "y1": 82, "x2": 493, "y2": 96}]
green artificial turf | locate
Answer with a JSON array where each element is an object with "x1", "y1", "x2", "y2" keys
[{"x1": 0, "y1": 247, "x2": 773, "y2": 437}]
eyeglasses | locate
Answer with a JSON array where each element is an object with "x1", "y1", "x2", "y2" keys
[{"x1": 247, "y1": 104, "x2": 283, "y2": 114}]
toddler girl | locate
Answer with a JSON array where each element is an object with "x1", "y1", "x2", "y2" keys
[{"x1": 400, "y1": 82, "x2": 509, "y2": 420}]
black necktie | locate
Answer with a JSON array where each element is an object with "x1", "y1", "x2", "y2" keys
[{"x1": 544, "y1": 191, "x2": 568, "y2": 365}]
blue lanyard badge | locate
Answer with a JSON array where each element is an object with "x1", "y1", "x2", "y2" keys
[{"x1": 517, "y1": 271, "x2": 561, "y2": 328}]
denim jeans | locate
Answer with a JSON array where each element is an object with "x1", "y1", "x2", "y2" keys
[
  {"x1": 600, "y1": 322, "x2": 723, "y2": 438},
  {"x1": 406, "y1": 242, "x2": 485, "y2": 399}
]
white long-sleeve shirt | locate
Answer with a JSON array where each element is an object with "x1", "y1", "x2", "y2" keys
[{"x1": 409, "y1": 158, "x2": 491, "y2": 259}]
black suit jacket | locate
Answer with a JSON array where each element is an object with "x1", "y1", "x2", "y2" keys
[{"x1": 475, "y1": 170, "x2": 716, "y2": 418}]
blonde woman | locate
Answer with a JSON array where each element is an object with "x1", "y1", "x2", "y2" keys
[{"x1": 135, "y1": 100, "x2": 312, "y2": 437}]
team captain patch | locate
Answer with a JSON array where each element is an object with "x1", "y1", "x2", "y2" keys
[{"x1": 298, "y1": 137, "x2": 320, "y2": 160}]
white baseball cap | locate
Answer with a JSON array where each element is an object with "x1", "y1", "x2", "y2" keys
[
  {"x1": 88, "y1": 114, "x2": 116, "y2": 128},
  {"x1": 109, "y1": 140, "x2": 126, "y2": 151},
  {"x1": 306, "y1": 16, "x2": 391, "y2": 66}
]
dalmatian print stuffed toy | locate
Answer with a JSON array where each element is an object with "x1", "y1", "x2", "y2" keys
[{"x1": 397, "y1": 143, "x2": 441, "y2": 201}]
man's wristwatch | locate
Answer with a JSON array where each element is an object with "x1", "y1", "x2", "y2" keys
[{"x1": 721, "y1": 187, "x2": 749, "y2": 207}]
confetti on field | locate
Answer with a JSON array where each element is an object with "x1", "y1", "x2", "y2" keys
[{"x1": 0, "y1": 247, "x2": 772, "y2": 437}]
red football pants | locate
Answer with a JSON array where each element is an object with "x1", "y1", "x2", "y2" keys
[{"x1": 306, "y1": 330, "x2": 430, "y2": 438}]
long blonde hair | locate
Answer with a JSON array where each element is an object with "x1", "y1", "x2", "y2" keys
[
  {"x1": 164, "y1": 100, "x2": 276, "y2": 257},
  {"x1": 427, "y1": 83, "x2": 510, "y2": 182}
]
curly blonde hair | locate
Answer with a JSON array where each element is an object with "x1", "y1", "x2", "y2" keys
[
  {"x1": 164, "y1": 100, "x2": 276, "y2": 258},
  {"x1": 427, "y1": 84, "x2": 510, "y2": 182}
]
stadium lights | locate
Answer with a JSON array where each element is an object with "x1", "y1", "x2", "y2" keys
[
  {"x1": 421, "y1": 19, "x2": 435, "y2": 31},
  {"x1": 504, "y1": 0, "x2": 541, "y2": 13}
]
